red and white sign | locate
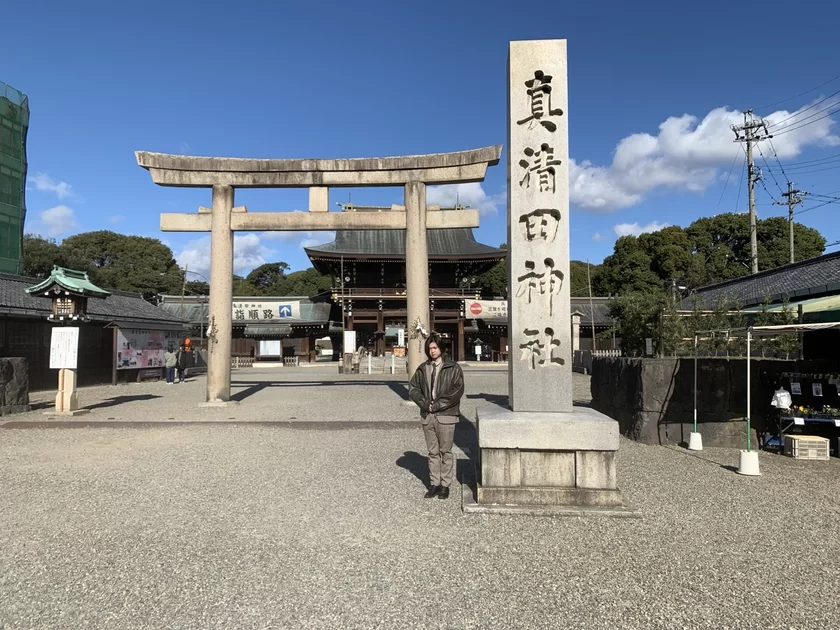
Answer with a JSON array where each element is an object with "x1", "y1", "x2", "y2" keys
[{"x1": 464, "y1": 300, "x2": 507, "y2": 320}]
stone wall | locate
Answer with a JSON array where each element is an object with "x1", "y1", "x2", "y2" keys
[
  {"x1": 590, "y1": 357, "x2": 836, "y2": 447},
  {"x1": 0, "y1": 357, "x2": 31, "y2": 416}
]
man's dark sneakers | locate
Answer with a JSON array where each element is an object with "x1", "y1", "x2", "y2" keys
[
  {"x1": 438, "y1": 486, "x2": 450, "y2": 500},
  {"x1": 424, "y1": 485, "x2": 442, "y2": 499}
]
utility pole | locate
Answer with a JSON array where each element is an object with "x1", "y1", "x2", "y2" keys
[
  {"x1": 731, "y1": 110, "x2": 771, "y2": 274},
  {"x1": 775, "y1": 182, "x2": 807, "y2": 264},
  {"x1": 586, "y1": 259, "x2": 596, "y2": 351},
  {"x1": 180, "y1": 264, "x2": 188, "y2": 320}
]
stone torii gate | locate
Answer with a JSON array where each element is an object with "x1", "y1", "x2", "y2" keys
[{"x1": 136, "y1": 148, "x2": 502, "y2": 405}]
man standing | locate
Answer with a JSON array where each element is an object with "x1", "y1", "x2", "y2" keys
[{"x1": 408, "y1": 336, "x2": 465, "y2": 499}]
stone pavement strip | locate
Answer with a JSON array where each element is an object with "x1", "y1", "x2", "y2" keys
[{"x1": 1, "y1": 367, "x2": 839, "y2": 629}]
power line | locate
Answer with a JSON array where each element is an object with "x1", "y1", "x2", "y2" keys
[
  {"x1": 770, "y1": 152, "x2": 840, "y2": 168},
  {"x1": 765, "y1": 137, "x2": 792, "y2": 184},
  {"x1": 772, "y1": 163, "x2": 840, "y2": 176},
  {"x1": 767, "y1": 88, "x2": 840, "y2": 129},
  {"x1": 717, "y1": 146, "x2": 743, "y2": 207},
  {"x1": 734, "y1": 150, "x2": 746, "y2": 214},
  {"x1": 768, "y1": 156, "x2": 840, "y2": 173},
  {"x1": 796, "y1": 198, "x2": 840, "y2": 216},
  {"x1": 755, "y1": 142, "x2": 785, "y2": 194},
  {"x1": 771, "y1": 105, "x2": 840, "y2": 137},
  {"x1": 755, "y1": 74, "x2": 840, "y2": 112}
]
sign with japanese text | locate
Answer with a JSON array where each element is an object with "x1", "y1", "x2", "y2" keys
[
  {"x1": 50, "y1": 327, "x2": 79, "y2": 369},
  {"x1": 463, "y1": 300, "x2": 508, "y2": 320},
  {"x1": 232, "y1": 300, "x2": 300, "y2": 322},
  {"x1": 115, "y1": 328, "x2": 183, "y2": 371}
]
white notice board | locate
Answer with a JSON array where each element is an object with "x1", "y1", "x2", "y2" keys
[
  {"x1": 50, "y1": 327, "x2": 80, "y2": 369},
  {"x1": 343, "y1": 331, "x2": 357, "y2": 354}
]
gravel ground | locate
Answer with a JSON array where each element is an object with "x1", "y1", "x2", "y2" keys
[{"x1": 2, "y1": 369, "x2": 839, "y2": 629}]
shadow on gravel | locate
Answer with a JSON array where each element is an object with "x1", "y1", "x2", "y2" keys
[
  {"x1": 396, "y1": 451, "x2": 428, "y2": 486},
  {"x1": 85, "y1": 394, "x2": 161, "y2": 410},
  {"x1": 664, "y1": 445, "x2": 744, "y2": 474},
  {"x1": 230, "y1": 380, "x2": 401, "y2": 402},
  {"x1": 396, "y1": 418, "x2": 479, "y2": 490},
  {"x1": 386, "y1": 382, "x2": 411, "y2": 401},
  {"x1": 465, "y1": 393, "x2": 509, "y2": 407}
]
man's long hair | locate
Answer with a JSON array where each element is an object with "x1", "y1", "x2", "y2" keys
[{"x1": 424, "y1": 335, "x2": 441, "y2": 361}]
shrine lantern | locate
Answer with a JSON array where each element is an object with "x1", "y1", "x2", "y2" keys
[{"x1": 25, "y1": 266, "x2": 110, "y2": 322}]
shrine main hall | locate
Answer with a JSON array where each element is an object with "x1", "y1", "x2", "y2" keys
[{"x1": 160, "y1": 204, "x2": 613, "y2": 363}]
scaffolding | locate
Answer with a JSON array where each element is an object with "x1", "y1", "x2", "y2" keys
[{"x1": 0, "y1": 80, "x2": 29, "y2": 275}]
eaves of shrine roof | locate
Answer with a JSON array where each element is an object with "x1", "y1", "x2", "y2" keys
[{"x1": 304, "y1": 228, "x2": 506, "y2": 260}]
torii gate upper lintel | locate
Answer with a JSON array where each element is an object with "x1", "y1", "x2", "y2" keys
[{"x1": 136, "y1": 146, "x2": 503, "y2": 404}]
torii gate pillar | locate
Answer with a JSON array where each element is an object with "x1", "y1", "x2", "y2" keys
[{"x1": 207, "y1": 185, "x2": 235, "y2": 404}]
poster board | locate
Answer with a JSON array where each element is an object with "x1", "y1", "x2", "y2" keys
[
  {"x1": 115, "y1": 328, "x2": 183, "y2": 370},
  {"x1": 50, "y1": 327, "x2": 79, "y2": 369}
]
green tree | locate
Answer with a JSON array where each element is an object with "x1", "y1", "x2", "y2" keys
[
  {"x1": 246, "y1": 262, "x2": 290, "y2": 293},
  {"x1": 270, "y1": 268, "x2": 333, "y2": 297},
  {"x1": 22, "y1": 234, "x2": 92, "y2": 278},
  {"x1": 233, "y1": 275, "x2": 257, "y2": 295},
  {"x1": 477, "y1": 260, "x2": 507, "y2": 298},
  {"x1": 605, "y1": 292, "x2": 665, "y2": 357},
  {"x1": 598, "y1": 214, "x2": 826, "y2": 296},
  {"x1": 60, "y1": 231, "x2": 181, "y2": 299},
  {"x1": 184, "y1": 280, "x2": 209, "y2": 295},
  {"x1": 570, "y1": 260, "x2": 603, "y2": 296}
]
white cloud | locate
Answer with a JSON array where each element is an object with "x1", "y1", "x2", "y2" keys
[
  {"x1": 39, "y1": 205, "x2": 79, "y2": 238},
  {"x1": 31, "y1": 173, "x2": 76, "y2": 200},
  {"x1": 176, "y1": 233, "x2": 278, "y2": 279},
  {"x1": 592, "y1": 232, "x2": 602, "y2": 242},
  {"x1": 110, "y1": 215, "x2": 125, "y2": 224},
  {"x1": 427, "y1": 183, "x2": 505, "y2": 214},
  {"x1": 613, "y1": 221, "x2": 670, "y2": 238},
  {"x1": 571, "y1": 100, "x2": 840, "y2": 212}
]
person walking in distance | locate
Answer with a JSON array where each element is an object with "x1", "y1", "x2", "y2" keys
[
  {"x1": 409, "y1": 336, "x2": 465, "y2": 499},
  {"x1": 164, "y1": 346, "x2": 177, "y2": 385}
]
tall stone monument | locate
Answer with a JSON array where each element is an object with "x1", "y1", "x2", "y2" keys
[{"x1": 471, "y1": 39, "x2": 629, "y2": 514}]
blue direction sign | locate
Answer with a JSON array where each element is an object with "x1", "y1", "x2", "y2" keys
[{"x1": 278, "y1": 305, "x2": 293, "y2": 318}]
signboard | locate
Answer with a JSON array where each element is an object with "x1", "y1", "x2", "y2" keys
[
  {"x1": 343, "y1": 330, "x2": 357, "y2": 355},
  {"x1": 233, "y1": 300, "x2": 300, "y2": 322},
  {"x1": 463, "y1": 300, "x2": 508, "y2": 320},
  {"x1": 115, "y1": 328, "x2": 183, "y2": 370},
  {"x1": 645, "y1": 338, "x2": 653, "y2": 357},
  {"x1": 50, "y1": 327, "x2": 79, "y2": 369}
]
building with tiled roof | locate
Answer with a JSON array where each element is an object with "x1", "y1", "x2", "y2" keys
[{"x1": 0, "y1": 272, "x2": 188, "y2": 391}]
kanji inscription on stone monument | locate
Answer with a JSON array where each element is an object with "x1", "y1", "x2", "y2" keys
[{"x1": 508, "y1": 39, "x2": 572, "y2": 412}]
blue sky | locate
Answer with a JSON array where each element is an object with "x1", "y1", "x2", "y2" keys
[{"x1": 5, "y1": 0, "x2": 840, "y2": 280}]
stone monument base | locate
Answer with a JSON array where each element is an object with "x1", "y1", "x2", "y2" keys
[
  {"x1": 198, "y1": 400, "x2": 241, "y2": 409},
  {"x1": 465, "y1": 404, "x2": 635, "y2": 516},
  {"x1": 43, "y1": 408, "x2": 90, "y2": 417}
]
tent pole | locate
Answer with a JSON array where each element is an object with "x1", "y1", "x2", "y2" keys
[
  {"x1": 746, "y1": 330, "x2": 752, "y2": 452},
  {"x1": 693, "y1": 334, "x2": 698, "y2": 433}
]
